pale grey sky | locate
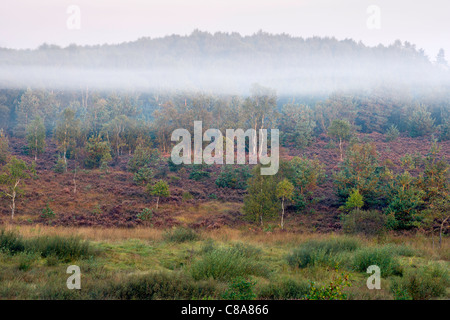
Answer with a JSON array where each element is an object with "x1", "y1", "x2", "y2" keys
[{"x1": 0, "y1": 0, "x2": 449, "y2": 60}]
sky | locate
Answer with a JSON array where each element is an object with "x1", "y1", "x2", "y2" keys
[{"x1": 0, "y1": 0, "x2": 449, "y2": 60}]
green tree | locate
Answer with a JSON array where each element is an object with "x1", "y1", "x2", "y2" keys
[
  {"x1": 385, "y1": 171, "x2": 425, "y2": 230},
  {"x1": 54, "y1": 108, "x2": 80, "y2": 171},
  {"x1": 147, "y1": 180, "x2": 170, "y2": 209},
  {"x1": 420, "y1": 193, "x2": 450, "y2": 248},
  {"x1": 334, "y1": 143, "x2": 385, "y2": 207},
  {"x1": 279, "y1": 103, "x2": 316, "y2": 148},
  {"x1": 0, "y1": 129, "x2": 10, "y2": 165},
  {"x1": 276, "y1": 179, "x2": 294, "y2": 229},
  {"x1": 0, "y1": 157, "x2": 30, "y2": 219},
  {"x1": 26, "y1": 116, "x2": 46, "y2": 161},
  {"x1": 243, "y1": 165, "x2": 279, "y2": 226},
  {"x1": 287, "y1": 157, "x2": 326, "y2": 210},
  {"x1": 84, "y1": 135, "x2": 112, "y2": 169},
  {"x1": 344, "y1": 189, "x2": 364, "y2": 211},
  {"x1": 328, "y1": 119, "x2": 352, "y2": 161},
  {"x1": 408, "y1": 105, "x2": 435, "y2": 137}
]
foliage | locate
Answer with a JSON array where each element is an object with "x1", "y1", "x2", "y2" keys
[
  {"x1": 191, "y1": 243, "x2": 268, "y2": 281},
  {"x1": 334, "y1": 143, "x2": 385, "y2": 207},
  {"x1": 343, "y1": 189, "x2": 364, "y2": 211},
  {"x1": 279, "y1": 103, "x2": 316, "y2": 148},
  {"x1": 385, "y1": 124, "x2": 400, "y2": 142},
  {"x1": 127, "y1": 145, "x2": 160, "y2": 173},
  {"x1": 243, "y1": 165, "x2": 279, "y2": 225},
  {"x1": 84, "y1": 135, "x2": 112, "y2": 169},
  {"x1": 258, "y1": 278, "x2": 310, "y2": 300},
  {"x1": 136, "y1": 208, "x2": 153, "y2": 222},
  {"x1": 40, "y1": 203, "x2": 55, "y2": 220},
  {"x1": 163, "y1": 227, "x2": 198, "y2": 243},
  {"x1": 341, "y1": 209, "x2": 389, "y2": 236},
  {"x1": 305, "y1": 272, "x2": 351, "y2": 300},
  {"x1": 287, "y1": 238, "x2": 359, "y2": 269},
  {"x1": 352, "y1": 247, "x2": 401, "y2": 277},
  {"x1": 189, "y1": 165, "x2": 211, "y2": 181},
  {"x1": 0, "y1": 129, "x2": 9, "y2": 165},
  {"x1": 26, "y1": 116, "x2": 46, "y2": 160},
  {"x1": 53, "y1": 156, "x2": 67, "y2": 173},
  {"x1": 408, "y1": 104, "x2": 435, "y2": 137},
  {"x1": 133, "y1": 167, "x2": 154, "y2": 185},
  {"x1": 215, "y1": 165, "x2": 252, "y2": 189},
  {"x1": 391, "y1": 263, "x2": 448, "y2": 300},
  {"x1": 110, "y1": 272, "x2": 218, "y2": 300},
  {"x1": 222, "y1": 277, "x2": 256, "y2": 300}
]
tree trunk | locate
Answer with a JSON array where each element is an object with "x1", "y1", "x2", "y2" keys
[
  {"x1": 156, "y1": 196, "x2": 160, "y2": 209},
  {"x1": 339, "y1": 137, "x2": 343, "y2": 161},
  {"x1": 281, "y1": 198, "x2": 285, "y2": 230},
  {"x1": 11, "y1": 191, "x2": 16, "y2": 220}
]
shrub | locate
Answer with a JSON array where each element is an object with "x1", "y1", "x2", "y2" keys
[
  {"x1": 182, "y1": 191, "x2": 194, "y2": 201},
  {"x1": 133, "y1": 167, "x2": 154, "y2": 185},
  {"x1": 191, "y1": 244, "x2": 269, "y2": 281},
  {"x1": 0, "y1": 230, "x2": 26, "y2": 254},
  {"x1": 127, "y1": 145, "x2": 160, "y2": 173},
  {"x1": 110, "y1": 272, "x2": 219, "y2": 300},
  {"x1": 163, "y1": 227, "x2": 199, "y2": 243},
  {"x1": 385, "y1": 125, "x2": 400, "y2": 142},
  {"x1": 258, "y1": 279, "x2": 310, "y2": 300},
  {"x1": 84, "y1": 136, "x2": 112, "y2": 169},
  {"x1": 40, "y1": 204, "x2": 56, "y2": 220},
  {"x1": 287, "y1": 238, "x2": 359, "y2": 269},
  {"x1": 305, "y1": 272, "x2": 351, "y2": 300},
  {"x1": 341, "y1": 209, "x2": 388, "y2": 236},
  {"x1": 222, "y1": 277, "x2": 256, "y2": 300},
  {"x1": 189, "y1": 167, "x2": 210, "y2": 181},
  {"x1": 28, "y1": 236, "x2": 93, "y2": 262},
  {"x1": 352, "y1": 247, "x2": 401, "y2": 277},
  {"x1": 215, "y1": 166, "x2": 252, "y2": 189},
  {"x1": 53, "y1": 156, "x2": 67, "y2": 173},
  {"x1": 391, "y1": 264, "x2": 448, "y2": 300},
  {"x1": 0, "y1": 230, "x2": 94, "y2": 262},
  {"x1": 137, "y1": 208, "x2": 153, "y2": 222}
]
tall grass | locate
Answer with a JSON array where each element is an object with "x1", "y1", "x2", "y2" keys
[
  {"x1": 287, "y1": 238, "x2": 360, "y2": 269},
  {"x1": 352, "y1": 247, "x2": 401, "y2": 276},
  {"x1": 191, "y1": 243, "x2": 269, "y2": 281},
  {"x1": 0, "y1": 229, "x2": 95, "y2": 261}
]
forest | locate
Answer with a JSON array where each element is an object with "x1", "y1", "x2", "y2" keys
[{"x1": 0, "y1": 33, "x2": 449, "y2": 300}]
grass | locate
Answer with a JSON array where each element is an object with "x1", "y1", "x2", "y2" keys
[{"x1": 0, "y1": 226, "x2": 448, "y2": 300}]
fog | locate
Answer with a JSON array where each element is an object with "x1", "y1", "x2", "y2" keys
[{"x1": 0, "y1": 33, "x2": 449, "y2": 95}]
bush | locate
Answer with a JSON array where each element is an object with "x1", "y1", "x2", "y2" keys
[
  {"x1": 0, "y1": 230, "x2": 26, "y2": 254},
  {"x1": 163, "y1": 227, "x2": 199, "y2": 243},
  {"x1": 305, "y1": 272, "x2": 351, "y2": 300},
  {"x1": 53, "y1": 156, "x2": 67, "y2": 173},
  {"x1": 287, "y1": 238, "x2": 359, "y2": 269},
  {"x1": 137, "y1": 208, "x2": 153, "y2": 222},
  {"x1": 40, "y1": 204, "x2": 56, "y2": 220},
  {"x1": 110, "y1": 272, "x2": 219, "y2": 300},
  {"x1": 191, "y1": 244, "x2": 269, "y2": 281},
  {"x1": 391, "y1": 264, "x2": 448, "y2": 300},
  {"x1": 133, "y1": 167, "x2": 154, "y2": 185},
  {"x1": 352, "y1": 247, "x2": 401, "y2": 277},
  {"x1": 341, "y1": 209, "x2": 388, "y2": 236},
  {"x1": 385, "y1": 125, "x2": 400, "y2": 142},
  {"x1": 0, "y1": 230, "x2": 94, "y2": 262},
  {"x1": 258, "y1": 279, "x2": 310, "y2": 300},
  {"x1": 28, "y1": 236, "x2": 93, "y2": 262},
  {"x1": 222, "y1": 277, "x2": 256, "y2": 300},
  {"x1": 189, "y1": 168, "x2": 210, "y2": 181},
  {"x1": 215, "y1": 166, "x2": 252, "y2": 189}
]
